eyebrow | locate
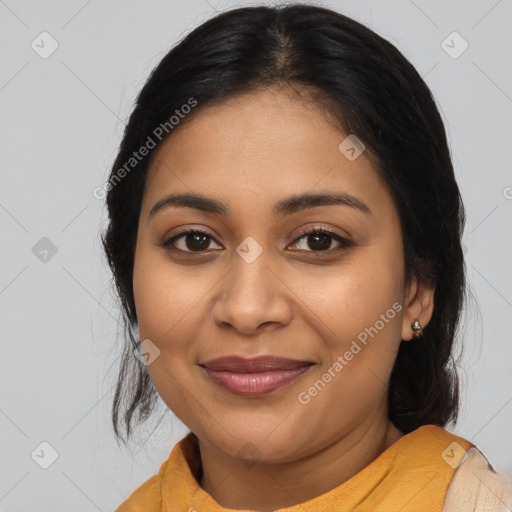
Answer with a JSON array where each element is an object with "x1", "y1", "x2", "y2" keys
[{"x1": 148, "y1": 191, "x2": 371, "y2": 221}]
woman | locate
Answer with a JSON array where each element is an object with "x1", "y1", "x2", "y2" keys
[{"x1": 102, "y1": 4, "x2": 512, "y2": 511}]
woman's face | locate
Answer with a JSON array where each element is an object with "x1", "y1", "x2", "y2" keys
[{"x1": 133, "y1": 87, "x2": 421, "y2": 463}]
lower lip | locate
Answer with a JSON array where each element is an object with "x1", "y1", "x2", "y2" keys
[{"x1": 201, "y1": 366, "x2": 313, "y2": 396}]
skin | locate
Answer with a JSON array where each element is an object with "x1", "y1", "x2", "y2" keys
[{"x1": 132, "y1": 86, "x2": 435, "y2": 511}]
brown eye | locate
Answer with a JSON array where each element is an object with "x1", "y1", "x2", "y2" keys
[
  {"x1": 289, "y1": 228, "x2": 353, "y2": 253},
  {"x1": 162, "y1": 230, "x2": 222, "y2": 253},
  {"x1": 161, "y1": 227, "x2": 352, "y2": 255}
]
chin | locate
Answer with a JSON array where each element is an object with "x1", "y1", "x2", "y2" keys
[{"x1": 205, "y1": 426, "x2": 303, "y2": 465}]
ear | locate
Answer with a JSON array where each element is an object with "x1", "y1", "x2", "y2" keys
[{"x1": 401, "y1": 274, "x2": 435, "y2": 341}]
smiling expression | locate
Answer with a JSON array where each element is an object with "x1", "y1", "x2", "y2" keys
[{"x1": 132, "y1": 85, "x2": 414, "y2": 462}]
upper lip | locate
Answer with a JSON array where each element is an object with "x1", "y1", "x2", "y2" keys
[{"x1": 200, "y1": 356, "x2": 313, "y2": 373}]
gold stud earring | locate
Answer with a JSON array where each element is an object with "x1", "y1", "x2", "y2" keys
[{"x1": 411, "y1": 320, "x2": 423, "y2": 338}]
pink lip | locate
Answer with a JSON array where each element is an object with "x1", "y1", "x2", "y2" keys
[
  {"x1": 199, "y1": 356, "x2": 314, "y2": 396},
  {"x1": 202, "y1": 366, "x2": 313, "y2": 396}
]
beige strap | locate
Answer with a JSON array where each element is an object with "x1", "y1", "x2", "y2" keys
[{"x1": 443, "y1": 447, "x2": 512, "y2": 511}]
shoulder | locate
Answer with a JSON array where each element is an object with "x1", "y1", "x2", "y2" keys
[
  {"x1": 443, "y1": 446, "x2": 512, "y2": 512},
  {"x1": 115, "y1": 473, "x2": 163, "y2": 511},
  {"x1": 114, "y1": 432, "x2": 197, "y2": 511}
]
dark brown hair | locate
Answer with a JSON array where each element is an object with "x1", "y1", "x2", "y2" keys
[{"x1": 102, "y1": 3, "x2": 466, "y2": 445}]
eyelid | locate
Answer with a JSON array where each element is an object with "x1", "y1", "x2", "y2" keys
[
  {"x1": 292, "y1": 223, "x2": 352, "y2": 243},
  {"x1": 161, "y1": 227, "x2": 220, "y2": 249}
]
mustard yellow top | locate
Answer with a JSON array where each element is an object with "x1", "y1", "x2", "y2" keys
[{"x1": 116, "y1": 424, "x2": 474, "y2": 511}]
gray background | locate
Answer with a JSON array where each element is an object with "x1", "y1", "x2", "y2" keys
[{"x1": 1, "y1": 0, "x2": 511, "y2": 510}]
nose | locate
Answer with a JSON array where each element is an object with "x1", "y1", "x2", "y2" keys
[{"x1": 210, "y1": 251, "x2": 293, "y2": 336}]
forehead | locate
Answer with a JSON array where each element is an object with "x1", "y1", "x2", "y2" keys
[{"x1": 141, "y1": 87, "x2": 394, "y2": 221}]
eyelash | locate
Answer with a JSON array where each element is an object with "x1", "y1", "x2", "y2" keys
[{"x1": 160, "y1": 227, "x2": 353, "y2": 255}]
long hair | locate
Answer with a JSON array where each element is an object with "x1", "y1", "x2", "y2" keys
[{"x1": 101, "y1": 3, "x2": 466, "y2": 445}]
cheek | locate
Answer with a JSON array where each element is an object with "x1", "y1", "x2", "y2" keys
[
  {"x1": 132, "y1": 245, "x2": 207, "y2": 422},
  {"x1": 294, "y1": 259, "x2": 404, "y2": 433},
  {"x1": 132, "y1": 244, "x2": 214, "y2": 354},
  {"x1": 133, "y1": 249, "x2": 168, "y2": 339},
  {"x1": 304, "y1": 253, "x2": 403, "y2": 345},
  {"x1": 297, "y1": 243, "x2": 405, "y2": 410},
  {"x1": 133, "y1": 243, "x2": 181, "y2": 343}
]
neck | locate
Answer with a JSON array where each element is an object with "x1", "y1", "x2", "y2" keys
[{"x1": 198, "y1": 417, "x2": 404, "y2": 512}]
